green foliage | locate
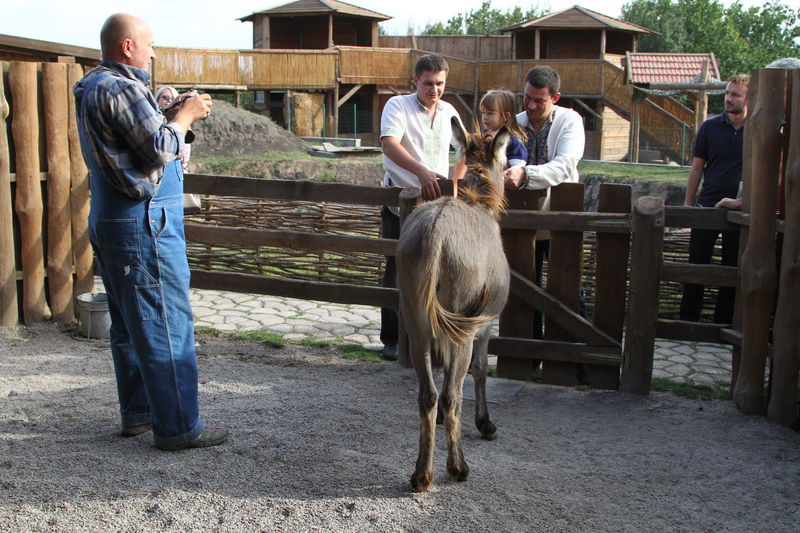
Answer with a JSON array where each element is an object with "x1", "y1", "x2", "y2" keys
[
  {"x1": 194, "y1": 326, "x2": 221, "y2": 335},
  {"x1": 621, "y1": 0, "x2": 800, "y2": 77},
  {"x1": 578, "y1": 160, "x2": 689, "y2": 185},
  {"x1": 651, "y1": 377, "x2": 730, "y2": 400},
  {"x1": 339, "y1": 345, "x2": 383, "y2": 363},
  {"x1": 232, "y1": 330, "x2": 288, "y2": 347},
  {"x1": 421, "y1": 1, "x2": 549, "y2": 35}
]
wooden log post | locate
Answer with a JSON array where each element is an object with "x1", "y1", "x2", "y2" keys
[
  {"x1": 396, "y1": 187, "x2": 419, "y2": 368},
  {"x1": 496, "y1": 188, "x2": 542, "y2": 380},
  {"x1": 620, "y1": 196, "x2": 665, "y2": 395},
  {"x1": 542, "y1": 183, "x2": 584, "y2": 386},
  {"x1": 42, "y1": 62, "x2": 74, "y2": 324},
  {"x1": 733, "y1": 69, "x2": 784, "y2": 415},
  {"x1": 10, "y1": 62, "x2": 49, "y2": 324},
  {"x1": 67, "y1": 63, "x2": 93, "y2": 298},
  {"x1": 584, "y1": 183, "x2": 632, "y2": 389},
  {"x1": 767, "y1": 70, "x2": 800, "y2": 429},
  {"x1": 0, "y1": 62, "x2": 19, "y2": 326}
]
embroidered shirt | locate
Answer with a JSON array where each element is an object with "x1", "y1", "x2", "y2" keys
[
  {"x1": 524, "y1": 108, "x2": 556, "y2": 166},
  {"x1": 74, "y1": 59, "x2": 184, "y2": 200}
]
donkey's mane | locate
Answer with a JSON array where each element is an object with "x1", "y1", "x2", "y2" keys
[{"x1": 456, "y1": 130, "x2": 508, "y2": 219}]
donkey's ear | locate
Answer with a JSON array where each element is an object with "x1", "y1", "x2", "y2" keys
[
  {"x1": 451, "y1": 116, "x2": 468, "y2": 158},
  {"x1": 489, "y1": 125, "x2": 510, "y2": 165}
]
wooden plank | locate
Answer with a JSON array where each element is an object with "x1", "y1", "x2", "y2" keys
[
  {"x1": 509, "y1": 269, "x2": 618, "y2": 347},
  {"x1": 620, "y1": 196, "x2": 665, "y2": 395},
  {"x1": 189, "y1": 269, "x2": 398, "y2": 309},
  {"x1": 665, "y1": 206, "x2": 739, "y2": 230},
  {"x1": 768, "y1": 69, "x2": 800, "y2": 429},
  {"x1": 720, "y1": 327, "x2": 742, "y2": 347},
  {"x1": 656, "y1": 319, "x2": 731, "y2": 344},
  {"x1": 661, "y1": 261, "x2": 738, "y2": 287},
  {"x1": 42, "y1": 62, "x2": 74, "y2": 323},
  {"x1": 585, "y1": 183, "x2": 631, "y2": 389},
  {"x1": 734, "y1": 69, "x2": 784, "y2": 415},
  {"x1": 67, "y1": 63, "x2": 93, "y2": 298},
  {"x1": 488, "y1": 336, "x2": 620, "y2": 366},
  {"x1": 184, "y1": 224, "x2": 396, "y2": 256},
  {"x1": 501, "y1": 210, "x2": 630, "y2": 233},
  {"x1": 10, "y1": 61, "x2": 48, "y2": 324},
  {"x1": 496, "y1": 189, "x2": 541, "y2": 380},
  {"x1": 184, "y1": 174, "x2": 401, "y2": 206},
  {"x1": 0, "y1": 61, "x2": 18, "y2": 325},
  {"x1": 543, "y1": 183, "x2": 584, "y2": 386}
]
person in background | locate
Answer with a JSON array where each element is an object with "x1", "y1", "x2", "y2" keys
[
  {"x1": 479, "y1": 89, "x2": 527, "y2": 168},
  {"x1": 503, "y1": 66, "x2": 586, "y2": 338},
  {"x1": 680, "y1": 74, "x2": 750, "y2": 324},
  {"x1": 378, "y1": 53, "x2": 467, "y2": 361},
  {"x1": 156, "y1": 86, "x2": 200, "y2": 212},
  {"x1": 74, "y1": 13, "x2": 227, "y2": 450}
]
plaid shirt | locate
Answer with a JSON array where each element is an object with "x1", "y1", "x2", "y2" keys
[
  {"x1": 524, "y1": 108, "x2": 556, "y2": 166},
  {"x1": 74, "y1": 60, "x2": 184, "y2": 200}
]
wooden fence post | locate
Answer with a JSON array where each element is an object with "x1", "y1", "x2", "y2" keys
[
  {"x1": 42, "y1": 62, "x2": 74, "y2": 324},
  {"x1": 734, "y1": 69, "x2": 784, "y2": 415},
  {"x1": 67, "y1": 63, "x2": 93, "y2": 298},
  {"x1": 542, "y1": 182, "x2": 584, "y2": 385},
  {"x1": 767, "y1": 70, "x2": 800, "y2": 429},
  {"x1": 10, "y1": 62, "x2": 49, "y2": 324},
  {"x1": 0, "y1": 62, "x2": 18, "y2": 326},
  {"x1": 620, "y1": 196, "x2": 664, "y2": 395},
  {"x1": 396, "y1": 187, "x2": 419, "y2": 368},
  {"x1": 585, "y1": 183, "x2": 632, "y2": 389},
  {"x1": 496, "y1": 188, "x2": 541, "y2": 380}
]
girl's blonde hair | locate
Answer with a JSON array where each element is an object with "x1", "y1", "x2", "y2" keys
[{"x1": 480, "y1": 89, "x2": 527, "y2": 141}]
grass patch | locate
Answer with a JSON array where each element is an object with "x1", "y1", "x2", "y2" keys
[
  {"x1": 297, "y1": 337, "x2": 336, "y2": 348},
  {"x1": 579, "y1": 160, "x2": 689, "y2": 185},
  {"x1": 651, "y1": 377, "x2": 730, "y2": 400},
  {"x1": 232, "y1": 330, "x2": 288, "y2": 347},
  {"x1": 339, "y1": 344, "x2": 383, "y2": 363},
  {"x1": 195, "y1": 326, "x2": 221, "y2": 335}
]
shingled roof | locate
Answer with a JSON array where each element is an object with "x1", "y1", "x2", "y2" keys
[
  {"x1": 239, "y1": 0, "x2": 391, "y2": 22},
  {"x1": 500, "y1": 5, "x2": 653, "y2": 34},
  {"x1": 626, "y1": 53, "x2": 720, "y2": 85}
]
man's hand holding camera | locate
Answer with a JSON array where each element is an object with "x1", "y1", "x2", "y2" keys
[{"x1": 165, "y1": 90, "x2": 212, "y2": 135}]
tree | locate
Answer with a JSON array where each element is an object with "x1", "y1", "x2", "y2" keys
[
  {"x1": 421, "y1": 1, "x2": 548, "y2": 35},
  {"x1": 621, "y1": 0, "x2": 800, "y2": 77}
]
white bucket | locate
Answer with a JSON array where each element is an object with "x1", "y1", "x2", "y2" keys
[{"x1": 76, "y1": 292, "x2": 111, "y2": 339}]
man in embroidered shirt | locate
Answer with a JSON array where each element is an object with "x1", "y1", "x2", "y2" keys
[
  {"x1": 680, "y1": 74, "x2": 750, "y2": 324},
  {"x1": 378, "y1": 54, "x2": 466, "y2": 360},
  {"x1": 503, "y1": 66, "x2": 586, "y2": 338},
  {"x1": 74, "y1": 13, "x2": 227, "y2": 450}
]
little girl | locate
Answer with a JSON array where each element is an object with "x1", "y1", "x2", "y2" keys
[{"x1": 479, "y1": 89, "x2": 528, "y2": 168}]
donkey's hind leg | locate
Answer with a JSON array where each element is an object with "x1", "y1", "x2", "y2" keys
[
  {"x1": 409, "y1": 337, "x2": 438, "y2": 493},
  {"x1": 441, "y1": 341, "x2": 472, "y2": 482},
  {"x1": 471, "y1": 329, "x2": 497, "y2": 440}
]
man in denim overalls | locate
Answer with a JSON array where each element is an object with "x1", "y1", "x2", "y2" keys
[{"x1": 74, "y1": 13, "x2": 227, "y2": 450}]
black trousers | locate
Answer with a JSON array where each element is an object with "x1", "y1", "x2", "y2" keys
[
  {"x1": 380, "y1": 206, "x2": 400, "y2": 345},
  {"x1": 680, "y1": 228, "x2": 739, "y2": 323}
]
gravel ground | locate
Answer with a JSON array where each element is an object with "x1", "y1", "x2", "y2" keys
[{"x1": 1, "y1": 323, "x2": 799, "y2": 532}]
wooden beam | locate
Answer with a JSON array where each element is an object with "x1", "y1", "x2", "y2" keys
[
  {"x1": 573, "y1": 98, "x2": 601, "y2": 120},
  {"x1": 337, "y1": 84, "x2": 363, "y2": 107},
  {"x1": 661, "y1": 261, "x2": 738, "y2": 287},
  {"x1": 190, "y1": 269, "x2": 398, "y2": 309},
  {"x1": 184, "y1": 224, "x2": 396, "y2": 256},
  {"x1": 665, "y1": 206, "x2": 739, "y2": 230},
  {"x1": 509, "y1": 269, "x2": 619, "y2": 347},
  {"x1": 488, "y1": 336, "x2": 620, "y2": 366},
  {"x1": 656, "y1": 319, "x2": 731, "y2": 344},
  {"x1": 501, "y1": 210, "x2": 630, "y2": 233},
  {"x1": 0, "y1": 61, "x2": 18, "y2": 326}
]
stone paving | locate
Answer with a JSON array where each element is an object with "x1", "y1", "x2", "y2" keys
[{"x1": 190, "y1": 288, "x2": 733, "y2": 389}]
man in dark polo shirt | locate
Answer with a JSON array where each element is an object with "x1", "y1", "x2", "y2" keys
[{"x1": 680, "y1": 73, "x2": 750, "y2": 323}]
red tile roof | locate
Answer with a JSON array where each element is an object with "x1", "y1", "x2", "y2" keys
[{"x1": 626, "y1": 53, "x2": 720, "y2": 84}]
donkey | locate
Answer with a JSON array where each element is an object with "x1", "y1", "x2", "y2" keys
[{"x1": 397, "y1": 116, "x2": 511, "y2": 492}]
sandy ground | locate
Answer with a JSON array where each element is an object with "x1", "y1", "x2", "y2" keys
[{"x1": 1, "y1": 323, "x2": 799, "y2": 533}]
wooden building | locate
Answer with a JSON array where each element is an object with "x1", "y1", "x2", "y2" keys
[{"x1": 0, "y1": 33, "x2": 99, "y2": 67}]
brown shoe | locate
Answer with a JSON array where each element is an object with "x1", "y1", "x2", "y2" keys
[
  {"x1": 157, "y1": 426, "x2": 228, "y2": 451},
  {"x1": 120, "y1": 423, "x2": 153, "y2": 437}
]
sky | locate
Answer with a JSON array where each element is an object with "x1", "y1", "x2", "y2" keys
[{"x1": 0, "y1": 0, "x2": 773, "y2": 51}]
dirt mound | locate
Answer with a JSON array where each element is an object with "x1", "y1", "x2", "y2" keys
[{"x1": 190, "y1": 99, "x2": 310, "y2": 157}]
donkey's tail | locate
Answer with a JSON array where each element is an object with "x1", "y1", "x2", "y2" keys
[{"x1": 420, "y1": 230, "x2": 495, "y2": 346}]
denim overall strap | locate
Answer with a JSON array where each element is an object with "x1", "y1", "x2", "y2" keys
[{"x1": 80, "y1": 77, "x2": 203, "y2": 448}]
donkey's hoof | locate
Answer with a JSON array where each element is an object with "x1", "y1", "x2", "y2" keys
[
  {"x1": 447, "y1": 462, "x2": 470, "y2": 482},
  {"x1": 478, "y1": 420, "x2": 497, "y2": 440},
  {"x1": 410, "y1": 471, "x2": 433, "y2": 493}
]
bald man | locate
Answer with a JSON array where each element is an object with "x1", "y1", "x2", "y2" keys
[{"x1": 74, "y1": 13, "x2": 226, "y2": 451}]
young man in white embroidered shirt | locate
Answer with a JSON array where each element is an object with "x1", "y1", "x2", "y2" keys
[{"x1": 378, "y1": 54, "x2": 467, "y2": 360}]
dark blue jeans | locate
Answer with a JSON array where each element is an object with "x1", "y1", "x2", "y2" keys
[{"x1": 88, "y1": 160, "x2": 204, "y2": 449}]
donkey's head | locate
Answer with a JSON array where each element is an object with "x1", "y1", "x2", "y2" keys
[{"x1": 450, "y1": 116, "x2": 509, "y2": 218}]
